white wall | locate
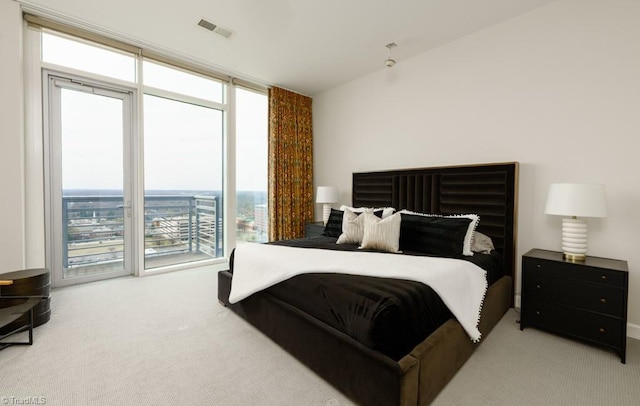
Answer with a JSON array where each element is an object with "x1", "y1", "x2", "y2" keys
[
  {"x1": 313, "y1": 0, "x2": 640, "y2": 333},
  {"x1": 0, "y1": 0, "x2": 26, "y2": 273}
]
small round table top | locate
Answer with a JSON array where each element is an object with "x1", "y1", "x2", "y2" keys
[{"x1": 0, "y1": 268, "x2": 49, "y2": 281}]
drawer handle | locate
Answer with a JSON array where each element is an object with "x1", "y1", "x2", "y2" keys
[
  {"x1": 601, "y1": 275, "x2": 607, "y2": 280},
  {"x1": 600, "y1": 298, "x2": 607, "y2": 304},
  {"x1": 535, "y1": 310, "x2": 541, "y2": 316},
  {"x1": 536, "y1": 284, "x2": 541, "y2": 289},
  {"x1": 536, "y1": 264, "x2": 541, "y2": 268},
  {"x1": 599, "y1": 328, "x2": 606, "y2": 334}
]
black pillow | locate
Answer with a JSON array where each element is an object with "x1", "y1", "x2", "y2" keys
[
  {"x1": 323, "y1": 208, "x2": 344, "y2": 237},
  {"x1": 399, "y1": 213, "x2": 472, "y2": 257},
  {"x1": 323, "y1": 208, "x2": 384, "y2": 238}
]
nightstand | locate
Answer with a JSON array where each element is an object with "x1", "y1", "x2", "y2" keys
[
  {"x1": 520, "y1": 249, "x2": 628, "y2": 363},
  {"x1": 0, "y1": 268, "x2": 51, "y2": 336},
  {"x1": 305, "y1": 222, "x2": 325, "y2": 238}
]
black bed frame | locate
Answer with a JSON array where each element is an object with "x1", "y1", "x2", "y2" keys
[{"x1": 218, "y1": 162, "x2": 519, "y2": 405}]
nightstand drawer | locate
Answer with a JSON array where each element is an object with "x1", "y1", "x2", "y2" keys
[
  {"x1": 523, "y1": 300, "x2": 623, "y2": 348},
  {"x1": 523, "y1": 274, "x2": 625, "y2": 317},
  {"x1": 523, "y1": 257, "x2": 625, "y2": 288}
]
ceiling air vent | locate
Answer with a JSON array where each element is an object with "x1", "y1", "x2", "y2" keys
[{"x1": 197, "y1": 19, "x2": 233, "y2": 39}]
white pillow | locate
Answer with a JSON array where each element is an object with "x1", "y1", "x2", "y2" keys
[
  {"x1": 472, "y1": 231, "x2": 495, "y2": 254},
  {"x1": 360, "y1": 212, "x2": 401, "y2": 253},
  {"x1": 336, "y1": 208, "x2": 367, "y2": 244},
  {"x1": 398, "y1": 209, "x2": 479, "y2": 256},
  {"x1": 339, "y1": 205, "x2": 396, "y2": 218}
]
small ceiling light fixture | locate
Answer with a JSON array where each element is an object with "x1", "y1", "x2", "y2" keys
[{"x1": 385, "y1": 42, "x2": 397, "y2": 68}]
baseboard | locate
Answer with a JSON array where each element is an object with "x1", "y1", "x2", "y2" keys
[
  {"x1": 513, "y1": 293, "x2": 640, "y2": 340},
  {"x1": 627, "y1": 322, "x2": 640, "y2": 340}
]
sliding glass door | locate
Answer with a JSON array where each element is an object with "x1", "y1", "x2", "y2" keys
[{"x1": 48, "y1": 75, "x2": 134, "y2": 286}]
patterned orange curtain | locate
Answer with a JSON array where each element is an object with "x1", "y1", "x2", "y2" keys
[{"x1": 268, "y1": 87, "x2": 313, "y2": 241}]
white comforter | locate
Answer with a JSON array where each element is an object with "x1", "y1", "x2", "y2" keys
[{"x1": 229, "y1": 243, "x2": 488, "y2": 342}]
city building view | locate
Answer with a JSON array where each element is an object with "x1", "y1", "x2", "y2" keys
[{"x1": 62, "y1": 189, "x2": 268, "y2": 274}]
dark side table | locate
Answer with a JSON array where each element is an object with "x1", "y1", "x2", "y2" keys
[
  {"x1": 0, "y1": 268, "x2": 51, "y2": 335},
  {"x1": 520, "y1": 249, "x2": 628, "y2": 363}
]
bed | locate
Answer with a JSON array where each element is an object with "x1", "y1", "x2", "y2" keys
[{"x1": 218, "y1": 162, "x2": 518, "y2": 405}]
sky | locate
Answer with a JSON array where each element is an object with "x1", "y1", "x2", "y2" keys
[{"x1": 46, "y1": 32, "x2": 268, "y2": 193}]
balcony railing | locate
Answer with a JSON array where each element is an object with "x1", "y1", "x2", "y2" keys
[{"x1": 62, "y1": 195, "x2": 221, "y2": 269}]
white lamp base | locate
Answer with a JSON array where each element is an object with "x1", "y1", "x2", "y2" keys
[
  {"x1": 561, "y1": 217, "x2": 588, "y2": 261},
  {"x1": 322, "y1": 204, "x2": 332, "y2": 225}
]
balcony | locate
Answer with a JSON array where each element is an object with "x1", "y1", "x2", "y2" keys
[{"x1": 62, "y1": 195, "x2": 221, "y2": 277}]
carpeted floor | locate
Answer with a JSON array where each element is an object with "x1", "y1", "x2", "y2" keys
[{"x1": 0, "y1": 266, "x2": 638, "y2": 405}]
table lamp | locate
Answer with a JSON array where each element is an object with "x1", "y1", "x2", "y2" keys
[
  {"x1": 544, "y1": 183, "x2": 607, "y2": 261},
  {"x1": 316, "y1": 186, "x2": 338, "y2": 225}
]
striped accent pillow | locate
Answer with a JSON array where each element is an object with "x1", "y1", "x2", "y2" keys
[
  {"x1": 360, "y1": 212, "x2": 401, "y2": 253},
  {"x1": 336, "y1": 209, "x2": 367, "y2": 244},
  {"x1": 326, "y1": 209, "x2": 385, "y2": 239}
]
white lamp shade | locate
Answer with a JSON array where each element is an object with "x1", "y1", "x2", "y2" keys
[
  {"x1": 316, "y1": 186, "x2": 339, "y2": 204},
  {"x1": 544, "y1": 183, "x2": 607, "y2": 218}
]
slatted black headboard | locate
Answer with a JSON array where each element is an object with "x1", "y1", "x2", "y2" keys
[{"x1": 352, "y1": 162, "x2": 519, "y2": 285}]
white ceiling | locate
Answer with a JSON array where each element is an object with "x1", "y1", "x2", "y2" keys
[{"x1": 20, "y1": 0, "x2": 557, "y2": 96}]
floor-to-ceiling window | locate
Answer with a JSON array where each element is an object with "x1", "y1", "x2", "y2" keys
[
  {"x1": 34, "y1": 26, "x2": 267, "y2": 285},
  {"x1": 235, "y1": 87, "x2": 268, "y2": 243},
  {"x1": 142, "y1": 60, "x2": 225, "y2": 269}
]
